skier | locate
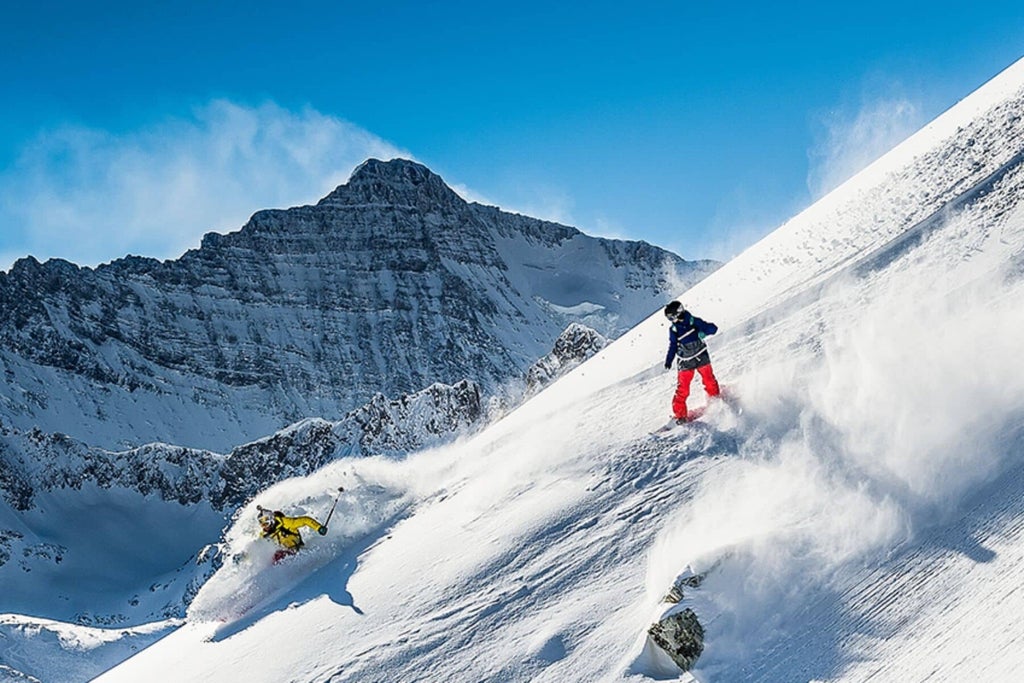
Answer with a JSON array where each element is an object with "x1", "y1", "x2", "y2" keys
[
  {"x1": 663, "y1": 301, "x2": 721, "y2": 423},
  {"x1": 257, "y1": 506, "x2": 328, "y2": 563}
]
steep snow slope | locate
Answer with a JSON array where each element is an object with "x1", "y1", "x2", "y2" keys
[
  {"x1": 95, "y1": 57, "x2": 1024, "y2": 682},
  {"x1": 0, "y1": 327, "x2": 609, "y2": 682}
]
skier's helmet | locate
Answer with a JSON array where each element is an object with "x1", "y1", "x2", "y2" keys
[
  {"x1": 258, "y1": 508, "x2": 276, "y2": 531},
  {"x1": 663, "y1": 301, "x2": 684, "y2": 321}
]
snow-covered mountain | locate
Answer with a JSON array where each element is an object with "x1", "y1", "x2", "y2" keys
[
  {"x1": 0, "y1": 157, "x2": 700, "y2": 681},
  {"x1": 71, "y1": 55, "x2": 1024, "y2": 683},
  {"x1": 0, "y1": 158, "x2": 715, "y2": 452},
  {"x1": 0, "y1": 161, "x2": 705, "y2": 677},
  {"x1": 0, "y1": 375, "x2": 489, "y2": 648},
  {"x1": 6, "y1": 55, "x2": 1024, "y2": 681},
  {"x1": 0, "y1": 378, "x2": 482, "y2": 513},
  {"x1": 0, "y1": 310, "x2": 619, "y2": 683}
]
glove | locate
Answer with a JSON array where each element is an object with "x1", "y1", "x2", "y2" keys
[
  {"x1": 664, "y1": 362, "x2": 672, "y2": 370},
  {"x1": 318, "y1": 526, "x2": 328, "y2": 535}
]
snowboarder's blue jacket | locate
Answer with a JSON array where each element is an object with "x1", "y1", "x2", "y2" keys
[{"x1": 665, "y1": 312, "x2": 718, "y2": 369}]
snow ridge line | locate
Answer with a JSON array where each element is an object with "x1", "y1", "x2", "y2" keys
[{"x1": 719, "y1": 145, "x2": 1024, "y2": 346}]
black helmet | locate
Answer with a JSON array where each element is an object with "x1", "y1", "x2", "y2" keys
[{"x1": 663, "y1": 301, "x2": 685, "y2": 320}]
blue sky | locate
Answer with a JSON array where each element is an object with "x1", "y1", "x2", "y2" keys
[{"x1": 2, "y1": 2, "x2": 1023, "y2": 269}]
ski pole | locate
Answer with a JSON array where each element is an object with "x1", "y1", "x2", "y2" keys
[{"x1": 323, "y1": 486, "x2": 345, "y2": 528}]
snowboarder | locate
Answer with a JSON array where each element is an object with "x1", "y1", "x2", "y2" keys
[
  {"x1": 257, "y1": 506, "x2": 328, "y2": 563},
  {"x1": 663, "y1": 301, "x2": 721, "y2": 423}
]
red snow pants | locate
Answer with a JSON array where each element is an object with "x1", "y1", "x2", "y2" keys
[
  {"x1": 672, "y1": 363, "x2": 720, "y2": 420},
  {"x1": 272, "y1": 548, "x2": 298, "y2": 564}
]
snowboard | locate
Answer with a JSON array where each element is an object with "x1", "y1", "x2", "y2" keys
[
  {"x1": 651, "y1": 406, "x2": 707, "y2": 434},
  {"x1": 650, "y1": 388, "x2": 742, "y2": 435}
]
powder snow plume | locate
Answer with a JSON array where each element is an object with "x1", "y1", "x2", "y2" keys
[
  {"x1": 187, "y1": 448, "x2": 456, "y2": 630},
  {"x1": 645, "y1": 206, "x2": 1024, "y2": 670}
]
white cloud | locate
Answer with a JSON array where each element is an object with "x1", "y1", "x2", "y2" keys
[
  {"x1": 447, "y1": 182, "x2": 496, "y2": 207},
  {"x1": 807, "y1": 90, "x2": 925, "y2": 199},
  {"x1": 497, "y1": 183, "x2": 577, "y2": 227},
  {"x1": 587, "y1": 215, "x2": 630, "y2": 241},
  {"x1": 0, "y1": 100, "x2": 409, "y2": 268}
]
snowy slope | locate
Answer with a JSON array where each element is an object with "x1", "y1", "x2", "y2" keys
[
  {"x1": 0, "y1": 326, "x2": 609, "y2": 682},
  {"x1": 0, "y1": 616, "x2": 176, "y2": 683},
  {"x1": 86, "y1": 58, "x2": 1024, "y2": 682},
  {"x1": 0, "y1": 378, "x2": 482, "y2": 629}
]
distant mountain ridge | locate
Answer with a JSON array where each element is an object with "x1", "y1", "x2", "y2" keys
[
  {"x1": 0, "y1": 330, "x2": 604, "y2": 633},
  {"x1": 0, "y1": 159, "x2": 716, "y2": 451},
  {"x1": 0, "y1": 378, "x2": 482, "y2": 516}
]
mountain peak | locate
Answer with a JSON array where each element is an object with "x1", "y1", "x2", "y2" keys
[
  {"x1": 319, "y1": 158, "x2": 464, "y2": 208},
  {"x1": 349, "y1": 158, "x2": 436, "y2": 185}
]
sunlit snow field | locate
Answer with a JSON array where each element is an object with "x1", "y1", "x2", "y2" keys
[{"x1": 89, "y1": 60, "x2": 1024, "y2": 682}]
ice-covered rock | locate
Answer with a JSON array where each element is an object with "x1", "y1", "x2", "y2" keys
[
  {"x1": 647, "y1": 608, "x2": 705, "y2": 672},
  {"x1": 524, "y1": 323, "x2": 609, "y2": 395}
]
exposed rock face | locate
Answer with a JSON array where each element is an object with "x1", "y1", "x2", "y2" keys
[
  {"x1": 648, "y1": 609, "x2": 705, "y2": 671},
  {"x1": 0, "y1": 379, "x2": 483, "y2": 512},
  {"x1": 0, "y1": 530, "x2": 23, "y2": 567},
  {"x1": 335, "y1": 379, "x2": 482, "y2": 456},
  {"x1": 0, "y1": 159, "x2": 717, "y2": 452},
  {"x1": 648, "y1": 566, "x2": 707, "y2": 672},
  {"x1": 525, "y1": 323, "x2": 608, "y2": 395}
]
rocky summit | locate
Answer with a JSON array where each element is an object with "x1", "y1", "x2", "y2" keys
[{"x1": 0, "y1": 159, "x2": 716, "y2": 451}]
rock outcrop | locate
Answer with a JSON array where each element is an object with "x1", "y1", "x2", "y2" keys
[
  {"x1": 524, "y1": 323, "x2": 609, "y2": 395},
  {"x1": 0, "y1": 378, "x2": 483, "y2": 512}
]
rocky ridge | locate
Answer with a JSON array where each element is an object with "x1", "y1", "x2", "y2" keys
[
  {"x1": 0, "y1": 159, "x2": 716, "y2": 452},
  {"x1": 0, "y1": 378, "x2": 482, "y2": 515},
  {"x1": 524, "y1": 322, "x2": 609, "y2": 396}
]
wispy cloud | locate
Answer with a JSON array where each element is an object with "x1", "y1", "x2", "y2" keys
[
  {"x1": 447, "y1": 182, "x2": 496, "y2": 207},
  {"x1": 684, "y1": 186, "x2": 800, "y2": 264},
  {"x1": 695, "y1": 84, "x2": 929, "y2": 265},
  {"x1": 436, "y1": 177, "x2": 580, "y2": 232},
  {"x1": 0, "y1": 100, "x2": 408, "y2": 269},
  {"x1": 807, "y1": 87, "x2": 925, "y2": 199},
  {"x1": 496, "y1": 182, "x2": 577, "y2": 227},
  {"x1": 587, "y1": 215, "x2": 630, "y2": 241}
]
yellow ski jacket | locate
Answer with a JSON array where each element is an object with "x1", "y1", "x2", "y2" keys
[{"x1": 261, "y1": 514, "x2": 325, "y2": 550}]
